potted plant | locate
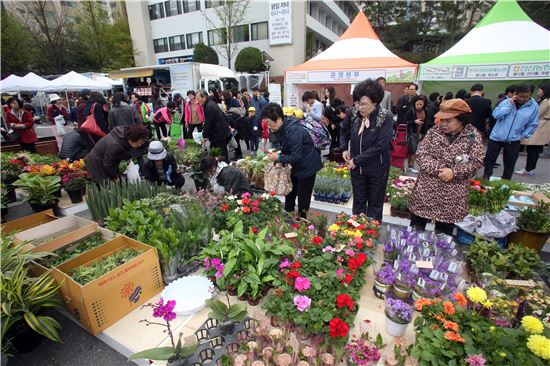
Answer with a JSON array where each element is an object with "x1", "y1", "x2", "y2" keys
[
  {"x1": 129, "y1": 299, "x2": 197, "y2": 366},
  {"x1": 389, "y1": 192, "x2": 410, "y2": 218},
  {"x1": 373, "y1": 264, "x2": 396, "y2": 297},
  {"x1": 345, "y1": 331, "x2": 382, "y2": 366},
  {"x1": 508, "y1": 202, "x2": 550, "y2": 252},
  {"x1": 14, "y1": 173, "x2": 61, "y2": 214},
  {"x1": 62, "y1": 170, "x2": 89, "y2": 204},
  {"x1": 205, "y1": 298, "x2": 248, "y2": 336},
  {"x1": 392, "y1": 276, "x2": 413, "y2": 300},
  {"x1": 1, "y1": 184, "x2": 8, "y2": 221},
  {"x1": 1, "y1": 156, "x2": 27, "y2": 203},
  {"x1": 385, "y1": 298, "x2": 413, "y2": 337}
]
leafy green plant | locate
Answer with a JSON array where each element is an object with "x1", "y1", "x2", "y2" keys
[
  {"x1": 0, "y1": 154, "x2": 27, "y2": 182},
  {"x1": 38, "y1": 231, "x2": 106, "y2": 268},
  {"x1": 14, "y1": 173, "x2": 61, "y2": 205},
  {"x1": 1, "y1": 184, "x2": 8, "y2": 210},
  {"x1": 205, "y1": 299, "x2": 248, "y2": 323},
  {"x1": 517, "y1": 202, "x2": 550, "y2": 233},
  {"x1": 70, "y1": 248, "x2": 142, "y2": 285}
]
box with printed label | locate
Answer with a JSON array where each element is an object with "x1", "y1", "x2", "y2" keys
[{"x1": 1, "y1": 209, "x2": 57, "y2": 234}]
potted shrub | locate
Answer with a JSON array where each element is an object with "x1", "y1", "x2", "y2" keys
[
  {"x1": 62, "y1": 170, "x2": 89, "y2": 204},
  {"x1": 389, "y1": 193, "x2": 410, "y2": 218},
  {"x1": 1, "y1": 156, "x2": 27, "y2": 203},
  {"x1": 373, "y1": 264, "x2": 396, "y2": 297},
  {"x1": 14, "y1": 173, "x2": 61, "y2": 214},
  {"x1": 205, "y1": 298, "x2": 248, "y2": 336},
  {"x1": 384, "y1": 298, "x2": 413, "y2": 337},
  {"x1": 508, "y1": 202, "x2": 550, "y2": 252}
]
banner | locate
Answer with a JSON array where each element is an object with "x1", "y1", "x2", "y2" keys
[
  {"x1": 170, "y1": 64, "x2": 194, "y2": 93},
  {"x1": 268, "y1": 83, "x2": 282, "y2": 106},
  {"x1": 269, "y1": 0, "x2": 292, "y2": 46},
  {"x1": 420, "y1": 62, "x2": 550, "y2": 80}
]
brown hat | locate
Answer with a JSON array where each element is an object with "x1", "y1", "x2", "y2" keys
[{"x1": 435, "y1": 99, "x2": 472, "y2": 120}]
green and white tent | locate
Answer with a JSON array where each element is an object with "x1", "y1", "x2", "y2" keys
[{"x1": 419, "y1": 0, "x2": 550, "y2": 99}]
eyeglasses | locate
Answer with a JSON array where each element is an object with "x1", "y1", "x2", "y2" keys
[{"x1": 355, "y1": 101, "x2": 372, "y2": 108}]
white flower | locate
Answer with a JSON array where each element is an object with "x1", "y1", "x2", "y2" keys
[
  {"x1": 234, "y1": 208, "x2": 240, "y2": 213},
  {"x1": 261, "y1": 193, "x2": 270, "y2": 199},
  {"x1": 228, "y1": 195, "x2": 237, "y2": 200}
]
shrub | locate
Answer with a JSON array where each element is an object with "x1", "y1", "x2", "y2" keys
[
  {"x1": 193, "y1": 43, "x2": 219, "y2": 65},
  {"x1": 235, "y1": 47, "x2": 266, "y2": 73}
]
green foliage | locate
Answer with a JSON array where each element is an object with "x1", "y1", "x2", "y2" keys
[
  {"x1": 205, "y1": 299, "x2": 248, "y2": 323},
  {"x1": 193, "y1": 42, "x2": 219, "y2": 65},
  {"x1": 70, "y1": 248, "x2": 142, "y2": 285},
  {"x1": 235, "y1": 47, "x2": 266, "y2": 73},
  {"x1": 38, "y1": 231, "x2": 106, "y2": 268},
  {"x1": 517, "y1": 202, "x2": 550, "y2": 233},
  {"x1": 129, "y1": 341, "x2": 196, "y2": 362},
  {"x1": 14, "y1": 174, "x2": 61, "y2": 205},
  {"x1": 0, "y1": 9, "x2": 39, "y2": 77}
]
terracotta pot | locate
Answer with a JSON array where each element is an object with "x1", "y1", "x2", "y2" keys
[
  {"x1": 270, "y1": 317, "x2": 279, "y2": 327},
  {"x1": 227, "y1": 285, "x2": 237, "y2": 296},
  {"x1": 508, "y1": 229, "x2": 550, "y2": 252},
  {"x1": 238, "y1": 294, "x2": 247, "y2": 301}
]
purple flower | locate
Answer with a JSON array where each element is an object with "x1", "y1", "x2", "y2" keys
[
  {"x1": 279, "y1": 259, "x2": 290, "y2": 269},
  {"x1": 385, "y1": 298, "x2": 413, "y2": 323},
  {"x1": 211, "y1": 258, "x2": 221, "y2": 267},
  {"x1": 375, "y1": 264, "x2": 396, "y2": 285},
  {"x1": 322, "y1": 246, "x2": 335, "y2": 253},
  {"x1": 204, "y1": 258, "x2": 211, "y2": 270},
  {"x1": 152, "y1": 298, "x2": 177, "y2": 322},
  {"x1": 465, "y1": 354, "x2": 486, "y2": 366},
  {"x1": 293, "y1": 295, "x2": 312, "y2": 312},
  {"x1": 215, "y1": 270, "x2": 223, "y2": 278}
]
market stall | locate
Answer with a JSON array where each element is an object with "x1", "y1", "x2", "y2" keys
[
  {"x1": 284, "y1": 11, "x2": 417, "y2": 107},
  {"x1": 40, "y1": 71, "x2": 112, "y2": 92},
  {"x1": 419, "y1": 0, "x2": 550, "y2": 100}
]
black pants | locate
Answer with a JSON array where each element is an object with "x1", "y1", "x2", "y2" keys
[
  {"x1": 155, "y1": 122, "x2": 169, "y2": 139},
  {"x1": 410, "y1": 213, "x2": 455, "y2": 236},
  {"x1": 350, "y1": 168, "x2": 389, "y2": 222},
  {"x1": 210, "y1": 136, "x2": 230, "y2": 163},
  {"x1": 483, "y1": 139, "x2": 521, "y2": 180},
  {"x1": 525, "y1": 145, "x2": 543, "y2": 172},
  {"x1": 19, "y1": 142, "x2": 37, "y2": 153},
  {"x1": 285, "y1": 174, "x2": 316, "y2": 219},
  {"x1": 329, "y1": 125, "x2": 340, "y2": 152},
  {"x1": 187, "y1": 123, "x2": 203, "y2": 138}
]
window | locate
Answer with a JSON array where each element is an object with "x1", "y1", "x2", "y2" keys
[
  {"x1": 186, "y1": 32, "x2": 203, "y2": 48},
  {"x1": 251, "y1": 22, "x2": 268, "y2": 41},
  {"x1": 153, "y1": 38, "x2": 169, "y2": 53},
  {"x1": 232, "y1": 24, "x2": 249, "y2": 43},
  {"x1": 205, "y1": 0, "x2": 223, "y2": 8},
  {"x1": 148, "y1": 3, "x2": 165, "y2": 20},
  {"x1": 208, "y1": 29, "x2": 227, "y2": 46},
  {"x1": 169, "y1": 35, "x2": 186, "y2": 51},
  {"x1": 183, "y1": 0, "x2": 200, "y2": 12},
  {"x1": 164, "y1": 0, "x2": 182, "y2": 16}
]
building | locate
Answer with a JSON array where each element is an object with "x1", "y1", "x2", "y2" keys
[{"x1": 126, "y1": 0, "x2": 360, "y2": 77}]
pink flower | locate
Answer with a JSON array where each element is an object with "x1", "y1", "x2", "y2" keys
[
  {"x1": 307, "y1": 224, "x2": 315, "y2": 230},
  {"x1": 177, "y1": 138, "x2": 185, "y2": 150},
  {"x1": 345, "y1": 249, "x2": 354, "y2": 256},
  {"x1": 322, "y1": 246, "x2": 335, "y2": 253},
  {"x1": 211, "y1": 258, "x2": 221, "y2": 267},
  {"x1": 293, "y1": 295, "x2": 312, "y2": 312},
  {"x1": 336, "y1": 268, "x2": 344, "y2": 277},
  {"x1": 204, "y1": 258, "x2": 211, "y2": 270},
  {"x1": 215, "y1": 270, "x2": 223, "y2": 278},
  {"x1": 241, "y1": 192, "x2": 252, "y2": 198},
  {"x1": 294, "y1": 277, "x2": 310, "y2": 292},
  {"x1": 465, "y1": 354, "x2": 486, "y2": 366},
  {"x1": 163, "y1": 311, "x2": 176, "y2": 322},
  {"x1": 279, "y1": 259, "x2": 290, "y2": 269}
]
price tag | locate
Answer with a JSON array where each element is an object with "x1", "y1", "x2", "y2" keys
[
  {"x1": 450, "y1": 241, "x2": 456, "y2": 249},
  {"x1": 422, "y1": 248, "x2": 430, "y2": 258},
  {"x1": 428, "y1": 256, "x2": 436, "y2": 264},
  {"x1": 416, "y1": 260, "x2": 434, "y2": 269},
  {"x1": 439, "y1": 272, "x2": 449, "y2": 282},
  {"x1": 440, "y1": 282, "x2": 446, "y2": 291},
  {"x1": 393, "y1": 260, "x2": 399, "y2": 270},
  {"x1": 422, "y1": 241, "x2": 430, "y2": 248},
  {"x1": 451, "y1": 249, "x2": 458, "y2": 257},
  {"x1": 284, "y1": 232, "x2": 298, "y2": 239},
  {"x1": 410, "y1": 264, "x2": 418, "y2": 274},
  {"x1": 417, "y1": 278, "x2": 426, "y2": 288},
  {"x1": 335, "y1": 244, "x2": 346, "y2": 252},
  {"x1": 406, "y1": 245, "x2": 413, "y2": 254},
  {"x1": 448, "y1": 261, "x2": 458, "y2": 273},
  {"x1": 429, "y1": 270, "x2": 440, "y2": 281},
  {"x1": 400, "y1": 239, "x2": 407, "y2": 247},
  {"x1": 348, "y1": 219, "x2": 360, "y2": 228},
  {"x1": 408, "y1": 253, "x2": 416, "y2": 262}
]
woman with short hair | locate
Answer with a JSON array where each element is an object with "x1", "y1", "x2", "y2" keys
[{"x1": 5, "y1": 97, "x2": 38, "y2": 153}]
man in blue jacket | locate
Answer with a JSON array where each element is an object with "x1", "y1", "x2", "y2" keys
[{"x1": 483, "y1": 84, "x2": 539, "y2": 180}]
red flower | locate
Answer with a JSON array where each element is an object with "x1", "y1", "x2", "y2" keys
[
  {"x1": 341, "y1": 274, "x2": 353, "y2": 285},
  {"x1": 270, "y1": 191, "x2": 276, "y2": 196},
  {"x1": 348, "y1": 257, "x2": 360, "y2": 271},
  {"x1": 251, "y1": 200, "x2": 260, "y2": 208},
  {"x1": 291, "y1": 223, "x2": 300, "y2": 229},
  {"x1": 312, "y1": 236, "x2": 323, "y2": 245},
  {"x1": 220, "y1": 204, "x2": 229, "y2": 212},
  {"x1": 356, "y1": 242, "x2": 363, "y2": 250},
  {"x1": 291, "y1": 262, "x2": 301, "y2": 269},
  {"x1": 285, "y1": 270, "x2": 300, "y2": 284},
  {"x1": 242, "y1": 206, "x2": 251, "y2": 214},
  {"x1": 366, "y1": 229, "x2": 377, "y2": 236},
  {"x1": 336, "y1": 294, "x2": 355, "y2": 311},
  {"x1": 242, "y1": 197, "x2": 250, "y2": 205},
  {"x1": 252, "y1": 207, "x2": 260, "y2": 213},
  {"x1": 251, "y1": 227, "x2": 259, "y2": 234},
  {"x1": 356, "y1": 253, "x2": 367, "y2": 266},
  {"x1": 328, "y1": 317, "x2": 349, "y2": 338}
]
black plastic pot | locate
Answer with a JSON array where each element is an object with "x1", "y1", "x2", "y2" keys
[
  {"x1": 1, "y1": 207, "x2": 8, "y2": 222},
  {"x1": 29, "y1": 201, "x2": 60, "y2": 216},
  {"x1": 6, "y1": 184, "x2": 17, "y2": 203},
  {"x1": 6, "y1": 321, "x2": 44, "y2": 354},
  {"x1": 219, "y1": 321, "x2": 235, "y2": 336},
  {"x1": 66, "y1": 189, "x2": 84, "y2": 204},
  {"x1": 53, "y1": 188, "x2": 62, "y2": 198}
]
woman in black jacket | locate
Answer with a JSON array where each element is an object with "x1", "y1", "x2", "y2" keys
[
  {"x1": 197, "y1": 89, "x2": 232, "y2": 162},
  {"x1": 142, "y1": 141, "x2": 185, "y2": 189},
  {"x1": 265, "y1": 103, "x2": 322, "y2": 218},
  {"x1": 200, "y1": 156, "x2": 250, "y2": 196},
  {"x1": 404, "y1": 95, "x2": 434, "y2": 173},
  {"x1": 83, "y1": 92, "x2": 110, "y2": 144},
  {"x1": 340, "y1": 79, "x2": 394, "y2": 221}
]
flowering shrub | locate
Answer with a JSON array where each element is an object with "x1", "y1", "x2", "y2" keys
[
  {"x1": 388, "y1": 177, "x2": 415, "y2": 210},
  {"x1": 213, "y1": 192, "x2": 281, "y2": 232},
  {"x1": 468, "y1": 180, "x2": 512, "y2": 215}
]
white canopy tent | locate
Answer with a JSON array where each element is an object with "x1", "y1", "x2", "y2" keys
[
  {"x1": 0, "y1": 75, "x2": 24, "y2": 93},
  {"x1": 40, "y1": 71, "x2": 112, "y2": 91},
  {"x1": 19, "y1": 72, "x2": 52, "y2": 91},
  {"x1": 94, "y1": 75, "x2": 123, "y2": 87}
]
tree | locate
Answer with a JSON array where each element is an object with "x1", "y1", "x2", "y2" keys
[
  {"x1": 74, "y1": 0, "x2": 110, "y2": 70},
  {"x1": 104, "y1": 18, "x2": 135, "y2": 71},
  {"x1": 234, "y1": 47, "x2": 266, "y2": 73},
  {"x1": 193, "y1": 42, "x2": 219, "y2": 64},
  {"x1": 202, "y1": 0, "x2": 250, "y2": 69},
  {"x1": 0, "y1": 8, "x2": 38, "y2": 77}
]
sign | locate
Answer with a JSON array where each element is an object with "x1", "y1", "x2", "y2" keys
[
  {"x1": 466, "y1": 64, "x2": 509, "y2": 79},
  {"x1": 133, "y1": 87, "x2": 152, "y2": 96},
  {"x1": 158, "y1": 55, "x2": 193, "y2": 65},
  {"x1": 286, "y1": 71, "x2": 307, "y2": 84},
  {"x1": 268, "y1": 83, "x2": 282, "y2": 106},
  {"x1": 170, "y1": 64, "x2": 194, "y2": 93},
  {"x1": 421, "y1": 62, "x2": 550, "y2": 80},
  {"x1": 508, "y1": 62, "x2": 550, "y2": 79},
  {"x1": 269, "y1": 0, "x2": 292, "y2": 45},
  {"x1": 419, "y1": 65, "x2": 453, "y2": 80},
  {"x1": 285, "y1": 84, "x2": 299, "y2": 107}
]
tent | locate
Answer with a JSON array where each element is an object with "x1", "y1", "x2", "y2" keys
[
  {"x1": 284, "y1": 11, "x2": 417, "y2": 107},
  {"x1": 419, "y1": 0, "x2": 550, "y2": 100},
  {"x1": 0, "y1": 75, "x2": 24, "y2": 93},
  {"x1": 40, "y1": 71, "x2": 112, "y2": 91},
  {"x1": 19, "y1": 72, "x2": 52, "y2": 90}
]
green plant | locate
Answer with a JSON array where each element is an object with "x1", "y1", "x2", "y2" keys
[
  {"x1": 61, "y1": 170, "x2": 89, "y2": 191},
  {"x1": 14, "y1": 173, "x2": 61, "y2": 205},
  {"x1": 0, "y1": 154, "x2": 27, "y2": 182},
  {"x1": 193, "y1": 42, "x2": 219, "y2": 64},
  {"x1": 70, "y1": 248, "x2": 142, "y2": 285},
  {"x1": 235, "y1": 47, "x2": 267, "y2": 73},
  {"x1": 517, "y1": 202, "x2": 550, "y2": 233},
  {"x1": 1, "y1": 184, "x2": 8, "y2": 210},
  {"x1": 205, "y1": 299, "x2": 248, "y2": 323},
  {"x1": 38, "y1": 231, "x2": 106, "y2": 268}
]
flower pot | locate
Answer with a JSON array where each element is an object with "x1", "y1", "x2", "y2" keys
[
  {"x1": 390, "y1": 206, "x2": 410, "y2": 219},
  {"x1": 219, "y1": 320, "x2": 235, "y2": 336},
  {"x1": 53, "y1": 188, "x2": 62, "y2": 198},
  {"x1": 6, "y1": 184, "x2": 16, "y2": 203},
  {"x1": 385, "y1": 312, "x2": 410, "y2": 337},
  {"x1": 28, "y1": 201, "x2": 60, "y2": 216},
  {"x1": 392, "y1": 284, "x2": 412, "y2": 300},
  {"x1": 66, "y1": 189, "x2": 84, "y2": 204},
  {"x1": 412, "y1": 289, "x2": 426, "y2": 302},
  {"x1": 374, "y1": 279, "x2": 391, "y2": 294},
  {"x1": 167, "y1": 357, "x2": 186, "y2": 366},
  {"x1": 507, "y1": 229, "x2": 550, "y2": 252},
  {"x1": 1, "y1": 207, "x2": 7, "y2": 222},
  {"x1": 270, "y1": 317, "x2": 279, "y2": 327},
  {"x1": 238, "y1": 294, "x2": 247, "y2": 301},
  {"x1": 247, "y1": 296, "x2": 260, "y2": 306}
]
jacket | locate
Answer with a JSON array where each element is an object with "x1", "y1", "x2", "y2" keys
[
  {"x1": 153, "y1": 107, "x2": 173, "y2": 125},
  {"x1": 59, "y1": 130, "x2": 89, "y2": 161},
  {"x1": 227, "y1": 111, "x2": 252, "y2": 140},
  {"x1": 142, "y1": 153, "x2": 180, "y2": 184},
  {"x1": 307, "y1": 100, "x2": 324, "y2": 123},
  {"x1": 47, "y1": 104, "x2": 69, "y2": 124},
  {"x1": 135, "y1": 101, "x2": 152, "y2": 124},
  {"x1": 83, "y1": 102, "x2": 109, "y2": 134},
  {"x1": 5, "y1": 109, "x2": 38, "y2": 144},
  {"x1": 339, "y1": 106, "x2": 394, "y2": 175},
  {"x1": 249, "y1": 96, "x2": 267, "y2": 125},
  {"x1": 396, "y1": 95, "x2": 412, "y2": 124},
  {"x1": 405, "y1": 107, "x2": 434, "y2": 136},
  {"x1": 277, "y1": 117, "x2": 322, "y2": 179},
  {"x1": 381, "y1": 91, "x2": 392, "y2": 111},
  {"x1": 84, "y1": 126, "x2": 132, "y2": 185},
  {"x1": 466, "y1": 96, "x2": 492, "y2": 134},
  {"x1": 408, "y1": 124, "x2": 485, "y2": 223},
  {"x1": 522, "y1": 98, "x2": 550, "y2": 146},
  {"x1": 490, "y1": 97, "x2": 539, "y2": 142},
  {"x1": 202, "y1": 98, "x2": 231, "y2": 143},
  {"x1": 184, "y1": 101, "x2": 205, "y2": 124},
  {"x1": 216, "y1": 165, "x2": 250, "y2": 196},
  {"x1": 108, "y1": 103, "x2": 141, "y2": 130}
]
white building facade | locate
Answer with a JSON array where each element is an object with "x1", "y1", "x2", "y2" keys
[{"x1": 126, "y1": 0, "x2": 359, "y2": 77}]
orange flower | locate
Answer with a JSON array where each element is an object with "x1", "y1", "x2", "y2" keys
[
  {"x1": 443, "y1": 301, "x2": 455, "y2": 315},
  {"x1": 415, "y1": 299, "x2": 432, "y2": 311},
  {"x1": 443, "y1": 320, "x2": 459, "y2": 332},
  {"x1": 435, "y1": 314, "x2": 445, "y2": 322},
  {"x1": 431, "y1": 324, "x2": 440, "y2": 330},
  {"x1": 453, "y1": 293, "x2": 467, "y2": 306},
  {"x1": 444, "y1": 331, "x2": 464, "y2": 343},
  {"x1": 242, "y1": 206, "x2": 251, "y2": 214}
]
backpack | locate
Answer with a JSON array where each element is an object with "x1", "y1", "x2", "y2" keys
[{"x1": 300, "y1": 115, "x2": 332, "y2": 151}]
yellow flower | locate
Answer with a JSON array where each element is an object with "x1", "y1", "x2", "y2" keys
[
  {"x1": 483, "y1": 300, "x2": 493, "y2": 308},
  {"x1": 527, "y1": 335, "x2": 550, "y2": 360},
  {"x1": 489, "y1": 326, "x2": 495, "y2": 332},
  {"x1": 466, "y1": 286, "x2": 487, "y2": 304},
  {"x1": 345, "y1": 230, "x2": 355, "y2": 237},
  {"x1": 39, "y1": 165, "x2": 56, "y2": 175},
  {"x1": 328, "y1": 224, "x2": 340, "y2": 232},
  {"x1": 521, "y1": 316, "x2": 544, "y2": 334},
  {"x1": 499, "y1": 352, "x2": 506, "y2": 358},
  {"x1": 354, "y1": 230, "x2": 362, "y2": 237}
]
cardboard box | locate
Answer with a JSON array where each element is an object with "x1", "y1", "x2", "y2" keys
[
  {"x1": 508, "y1": 191, "x2": 550, "y2": 211},
  {"x1": 1, "y1": 209, "x2": 57, "y2": 235},
  {"x1": 14, "y1": 215, "x2": 98, "y2": 247},
  {"x1": 50, "y1": 236, "x2": 164, "y2": 335}
]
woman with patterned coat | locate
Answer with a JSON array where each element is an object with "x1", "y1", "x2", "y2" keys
[{"x1": 408, "y1": 99, "x2": 485, "y2": 235}]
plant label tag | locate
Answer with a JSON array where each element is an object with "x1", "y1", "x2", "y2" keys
[
  {"x1": 440, "y1": 282, "x2": 446, "y2": 291},
  {"x1": 284, "y1": 232, "x2": 298, "y2": 239},
  {"x1": 416, "y1": 260, "x2": 434, "y2": 269},
  {"x1": 448, "y1": 261, "x2": 458, "y2": 273},
  {"x1": 417, "y1": 278, "x2": 426, "y2": 288},
  {"x1": 408, "y1": 253, "x2": 416, "y2": 262},
  {"x1": 458, "y1": 279, "x2": 466, "y2": 291},
  {"x1": 212, "y1": 233, "x2": 220, "y2": 242},
  {"x1": 422, "y1": 248, "x2": 430, "y2": 258},
  {"x1": 407, "y1": 226, "x2": 413, "y2": 232},
  {"x1": 400, "y1": 239, "x2": 407, "y2": 247},
  {"x1": 237, "y1": 200, "x2": 243, "y2": 205},
  {"x1": 450, "y1": 241, "x2": 456, "y2": 249},
  {"x1": 439, "y1": 272, "x2": 448, "y2": 282},
  {"x1": 451, "y1": 249, "x2": 458, "y2": 257},
  {"x1": 393, "y1": 260, "x2": 399, "y2": 270},
  {"x1": 397, "y1": 273, "x2": 402, "y2": 281},
  {"x1": 428, "y1": 256, "x2": 436, "y2": 264},
  {"x1": 348, "y1": 219, "x2": 360, "y2": 228},
  {"x1": 504, "y1": 279, "x2": 536, "y2": 288},
  {"x1": 406, "y1": 245, "x2": 413, "y2": 254},
  {"x1": 422, "y1": 241, "x2": 430, "y2": 248},
  {"x1": 429, "y1": 270, "x2": 439, "y2": 281},
  {"x1": 335, "y1": 244, "x2": 346, "y2": 252}
]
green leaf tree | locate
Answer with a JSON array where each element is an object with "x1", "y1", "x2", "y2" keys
[
  {"x1": 235, "y1": 47, "x2": 266, "y2": 73},
  {"x1": 193, "y1": 42, "x2": 219, "y2": 65},
  {"x1": 0, "y1": 9, "x2": 38, "y2": 77}
]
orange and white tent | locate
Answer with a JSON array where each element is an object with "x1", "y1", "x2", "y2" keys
[{"x1": 285, "y1": 12, "x2": 417, "y2": 86}]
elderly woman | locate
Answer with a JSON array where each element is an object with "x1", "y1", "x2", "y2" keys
[
  {"x1": 408, "y1": 99, "x2": 485, "y2": 235},
  {"x1": 340, "y1": 79, "x2": 394, "y2": 221}
]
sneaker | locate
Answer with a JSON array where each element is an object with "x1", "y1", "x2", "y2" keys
[
  {"x1": 409, "y1": 168, "x2": 419, "y2": 174},
  {"x1": 515, "y1": 169, "x2": 527, "y2": 175},
  {"x1": 525, "y1": 170, "x2": 535, "y2": 177}
]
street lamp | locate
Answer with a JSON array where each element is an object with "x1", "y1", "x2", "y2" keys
[{"x1": 261, "y1": 51, "x2": 274, "y2": 89}]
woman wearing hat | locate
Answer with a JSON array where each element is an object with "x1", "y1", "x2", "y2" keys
[
  {"x1": 47, "y1": 93, "x2": 70, "y2": 149},
  {"x1": 142, "y1": 141, "x2": 185, "y2": 189},
  {"x1": 408, "y1": 99, "x2": 485, "y2": 235}
]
